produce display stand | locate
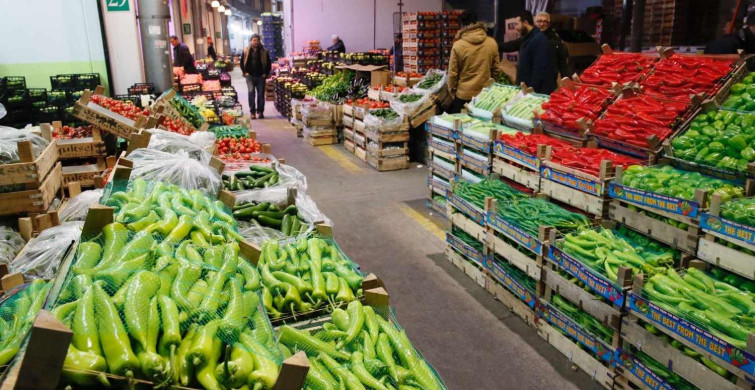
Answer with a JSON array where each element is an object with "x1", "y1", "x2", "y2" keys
[
  {"x1": 538, "y1": 144, "x2": 613, "y2": 217},
  {"x1": 71, "y1": 86, "x2": 158, "y2": 140},
  {"x1": 627, "y1": 266, "x2": 755, "y2": 387},
  {"x1": 697, "y1": 193, "x2": 755, "y2": 279}
]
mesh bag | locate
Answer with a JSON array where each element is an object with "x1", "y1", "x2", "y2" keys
[
  {"x1": 256, "y1": 236, "x2": 364, "y2": 323},
  {"x1": 0, "y1": 127, "x2": 50, "y2": 164},
  {"x1": 0, "y1": 227, "x2": 25, "y2": 265},
  {"x1": 145, "y1": 128, "x2": 215, "y2": 164},
  {"x1": 0, "y1": 280, "x2": 51, "y2": 368},
  {"x1": 9, "y1": 222, "x2": 82, "y2": 280},
  {"x1": 276, "y1": 300, "x2": 447, "y2": 390},
  {"x1": 58, "y1": 189, "x2": 104, "y2": 222},
  {"x1": 127, "y1": 148, "x2": 222, "y2": 196},
  {"x1": 49, "y1": 179, "x2": 284, "y2": 388}
]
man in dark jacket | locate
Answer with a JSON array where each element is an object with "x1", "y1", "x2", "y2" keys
[
  {"x1": 536, "y1": 12, "x2": 570, "y2": 90},
  {"x1": 240, "y1": 34, "x2": 272, "y2": 119},
  {"x1": 207, "y1": 37, "x2": 218, "y2": 61},
  {"x1": 170, "y1": 36, "x2": 197, "y2": 73},
  {"x1": 327, "y1": 35, "x2": 346, "y2": 53},
  {"x1": 499, "y1": 11, "x2": 551, "y2": 94}
]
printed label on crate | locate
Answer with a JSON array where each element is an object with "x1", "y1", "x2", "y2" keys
[
  {"x1": 57, "y1": 139, "x2": 105, "y2": 158},
  {"x1": 428, "y1": 160, "x2": 453, "y2": 180},
  {"x1": 428, "y1": 138, "x2": 455, "y2": 155},
  {"x1": 537, "y1": 303, "x2": 614, "y2": 363},
  {"x1": 484, "y1": 258, "x2": 537, "y2": 308},
  {"x1": 426, "y1": 122, "x2": 457, "y2": 140},
  {"x1": 460, "y1": 153, "x2": 490, "y2": 174},
  {"x1": 608, "y1": 183, "x2": 699, "y2": 218},
  {"x1": 460, "y1": 133, "x2": 492, "y2": 154},
  {"x1": 493, "y1": 141, "x2": 539, "y2": 170},
  {"x1": 446, "y1": 232, "x2": 485, "y2": 266},
  {"x1": 486, "y1": 211, "x2": 542, "y2": 256},
  {"x1": 448, "y1": 192, "x2": 485, "y2": 225},
  {"x1": 541, "y1": 166, "x2": 603, "y2": 196},
  {"x1": 72, "y1": 103, "x2": 136, "y2": 139},
  {"x1": 700, "y1": 213, "x2": 755, "y2": 246},
  {"x1": 427, "y1": 199, "x2": 447, "y2": 217},
  {"x1": 670, "y1": 157, "x2": 746, "y2": 184},
  {"x1": 547, "y1": 245, "x2": 625, "y2": 306},
  {"x1": 429, "y1": 177, "x2": 450, "y2": 193},
  {"x1": 628, "y1": 292, "x2": 755, "y2": 376},
  {"x1": 594, "y1": 136, "x2": 649, "y2": 159},
  {"x1": 613, "y1": 349, "x2": 674, "y2": 390}
]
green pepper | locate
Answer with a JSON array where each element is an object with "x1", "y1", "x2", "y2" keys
[
  {"x1": 92, "y1": 283, "x2": 139, "y2": 377},
  {"x1": 71, "y1": 286, "x2": 101, "y2": 356},
  {"x1": 702, "y1": 126, "x2": 718, "y2": 137},
  {"x1": 62, "y1": 345, "x2": 110, "y2": 387},
  {"x1": 215, "y1": 343, "x2": 254, "y2": 388}
]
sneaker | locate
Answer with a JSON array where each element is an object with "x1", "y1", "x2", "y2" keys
[
  {"x1": 258, "y1": 113, "x2": 265, "y2": 119},
  {"x1": 250, "y1": 113, "x2": 257, "y2": 119}
]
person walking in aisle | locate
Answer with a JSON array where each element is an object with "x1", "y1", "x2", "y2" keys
[
  {"x1": 498, "y1": 11, "x2": 550, "y2": 94},
  {"x1": 536, "y1": 11, "x2": 570, "y2": 92},
  {"x1": 240, "y1": 34, "x2": 272, "y2": 119},
  {"x1": 207, "y1": 36, "x2": 218, "y2": 61},
  {"x1": 446, "y1": 10, "x2": 501, "y2": 114},
  {"x1": 170, "y1": 36, "x2": 197, "y2": 73},
  {"x1": 327, "y1": 35, "x2": 346, "y2": 53}
]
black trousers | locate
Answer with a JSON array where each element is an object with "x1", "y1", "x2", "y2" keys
[{"x1": 448, "y1": 97, "x2": 470, "y2": 114}]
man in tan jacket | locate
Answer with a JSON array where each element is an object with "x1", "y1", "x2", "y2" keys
[{"x1": 447, "y1": 11, "x2": 501, "y2": 113}]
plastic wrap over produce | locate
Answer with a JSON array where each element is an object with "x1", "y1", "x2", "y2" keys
[
  {"x1": 0, "y1": 227, "x2": 25, "y2": 265},
  {"x1": 389, "y1": 89, "x2": 432, "y2": 116},
  {"x1": 9, "y1": 221, "x2": 83, "y2": 279},
  {"x1": 237, "y1": 186, "x2": 330, "y2": 224},
  {"x1": 58, "y1": 189, "x2": 104, "y2": 222},
  {"x1": 364, "y1": 110, "x2": 405, "y2": 132},
  {"x1": 146, "y1": 128, "x2": 215, "y2": 164},
  {"x1": 223, "y1": 153, "x2": 278, "y2": 173},
  {"x1": 0, "y1": 127, "x2": 50, "y2": 164},
  {"x1": 127, "y1": 148, "x2": 222, "y2": 196},
  {"x1": 412, "y1": 69, "x2": 447, "y2": 95},
  {"x1": 301, "y1": 101, "x2": 332, "y2": 119}
]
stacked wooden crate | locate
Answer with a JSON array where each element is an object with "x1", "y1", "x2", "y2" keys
[{"x1": 301, "y1": 102, "x2": 338, "y2": 146}]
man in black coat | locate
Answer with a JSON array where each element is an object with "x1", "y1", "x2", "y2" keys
[
  {"x1": 536, "y1": 12, "x2": 570, "y2": 90},
  {"x1": 207, "y1": 37, "x2": 218, "y2": 61},
  {"x1": 240, "y1": 34, "x2": 272, "y2": 119},
  {"x1": 499, "y1": 11, "x2": 551, "y2": 94},
  {"x1": 170, "y1": 36, "x2": 197, "y2": 73},
  {"x1": 327, "y1": 35, "x2": 346, "y2": 53}
]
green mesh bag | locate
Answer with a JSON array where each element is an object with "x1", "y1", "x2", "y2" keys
[
  {"x1": 49, "y1": 178, "x2": 284, "y2": 389},
  {"x1": 276, "y1": 300, "x2": 447, "y2": 390},
  {"x1": 0, "y1": 280, "x2": 51, "y2": 371}
]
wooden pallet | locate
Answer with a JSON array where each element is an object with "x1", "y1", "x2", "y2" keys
[
  {"x1": 619, "y1": 317, "x2": 741, "y2": 390},
  {"x1": 0, "y1": 162, "x2": 63, "y2": 216},
  {"x1": 41, "y1": 122, "x2": 106, "y2": 160},
  {"x1": 609, "y1": 201, "x2": 700, "y2": 254},
  {"x1": 72, "y1": 86, "x2": 157, "y2": 139}
]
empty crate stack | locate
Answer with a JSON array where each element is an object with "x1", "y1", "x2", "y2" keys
[
  {"x1": 261, "y1": 12, "x2": 284, "y2": 60},
  {"x1": 441, "y1": 11, "x2": 462, "y2": 70},
  {"x1": 402, "y1": 12, "x2": 441, "y2": 74}
]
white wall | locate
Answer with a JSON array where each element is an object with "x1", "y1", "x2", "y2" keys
[
  {"x1": 100, "y1": 0, "x2": 145, "y2": 94},
  {"x1": 288, "y1": 0, "x2": 442, "y2": 53}
]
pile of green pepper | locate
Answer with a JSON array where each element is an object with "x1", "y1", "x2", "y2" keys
[
  {"x1": 644, "y1": 267, "x2": 755, "y2": 351},
  {"x1": 557, "y1": 228, "x2": 675, "y2": 282},
  {"x1": 626, "y1": 204, "x2": 690, "y2": 230},
  {"x1": 452, "y1": 179, "x2": 528, "y2": 210},
  {"x1": 53, "y1": 179, "x2": 283, "y2": 389},
  {"x1": 626, "y1": 348, "x2": 698, "y2": 389},
  {"x1": 721, "y1": 72, "x2": 755, "y2": 113},
  {"x1": 277, "y1": 300, "x2": 444, "y2": 390},
  {"x1": 497, "y1": 198, "x2": 590, "y2": 236},
  {"x1": 621, "y1": 165, "x2": 744, "y2": 203},
  {"x1": 551, "y1": 294, "x2": 614, "y2": 344},
  {"x1": 168, "y1": 95, "x2": 205, "y2": 129},
  {"x1": 721, "y1": 197, "x2": 755, "y2": 228},
  {"x1": 223, "y1": 165, "x2": 280, "y2": 191},
  {"x1": 210, "y1": 125, "x2": 250, "y2": 138},
  {"x1": 0, "y1": 280, "x2": 50, "y2": 367},
  {"x1": 233, "y1": 201, "x2": 310, "y2": 236},
  {"x1": 257, "y1": 238, "x2": 364, "y2": 320},
  {"x1": 671, "y1": 108, "x2": 755, "y2": 173}
]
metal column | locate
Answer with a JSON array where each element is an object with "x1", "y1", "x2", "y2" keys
[
  {"x1": 629, "y1": 0, "x2": 646, "y2": 52},
  {"x1": 136, "y1": 0, "x2": 173, "y2": 91}
]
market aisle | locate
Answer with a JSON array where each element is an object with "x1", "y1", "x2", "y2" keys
[{"x1": 233, "y1": 70, "x2": 602, "y2": 390}]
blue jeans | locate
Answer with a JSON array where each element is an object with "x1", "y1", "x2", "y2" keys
[{"x1": 246, "y1": 76, "x2": 266, "y2": 114}]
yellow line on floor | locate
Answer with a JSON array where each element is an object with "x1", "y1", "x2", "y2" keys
[
  {"x1": 397, "y1": 203, "x2": 446, "y2": 241},
  {"x1": 318, "y1": 145, "x2": 363, "y2": 173}
]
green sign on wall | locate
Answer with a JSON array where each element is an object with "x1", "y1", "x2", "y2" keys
[{"x1": 106, "y1": 0, "x2": 130, "y2": 11}]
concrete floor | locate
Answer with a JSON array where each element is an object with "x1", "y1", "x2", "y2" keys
[{"x1": 233, "y1": 70, "x2": 603, "y2": 390}]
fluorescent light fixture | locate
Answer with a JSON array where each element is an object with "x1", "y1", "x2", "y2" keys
[
  {"x1": 225, "y1": 9, "x2": 231, "y2": 15},
  {"x1": 257, "y1": 20, "x2": 263, "y2": 25},
  {"x1": 211, "y1": 1, "x2": 219, "y2": 7},
  {"x1": 218, "y1": 5, "x2": 226, "y2": 12}
]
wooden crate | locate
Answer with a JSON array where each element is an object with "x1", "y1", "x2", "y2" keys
[
  {"x1": 0, "y1": 135, "x2": 58, "y2": 188},
  {"x1": 538, "y1": 149, "x2": 613, "y2": 217},
  {"x1": 305, "y1": 135, "x2": 338, "y2": 146},
  {"x1": 446, "y1": 239, "x2": 488, "y2": 289},
  {"x1": 427, "y1": 134, "x2": 457, "y2": 162},
  {"x1": 342, "y1": 115, "x2": 354, "y2": 129},
  {"x1": 0, "y1": 163, "x2": 63, "y2": 216},
  {"x1": 343, "y1": 128, "x2": 355, "y2": 142},
  {"x1": 302, "y1": 115, "x2": 333, "y2": 127},
  {"x1": 428, "y1": 149, "x2": 457, "y2": 180},
  {"x1": 697, "y1": 194, "x2": 755, "y2": 279},
  {"x1": 72, "y1": 86, "x2": 157, "y2": 140},
  {"x1": 41, "y1": 122, "x2": 106, "y2": 160},
  {"x1": 492, "y1": 140, "x2": 540, "y2": 191},
  {"x1": 355, "y1": 146, "x2": 367, "y2": 161},
  {"x1": 408, "y1": 96, "x2": 437, "y2": 128},
  {"x1": 354, "y1": 119, "x2": 365, "y2": 133},
  {"x1": 344, "y1": 139, "x2": 355, "y2": 153},
  {"x1": 365, "y1": 129, "x2": 410, "y2": 143},
  {"x1": 366, "y1": 141, "x2": 408, "y2": 158},
  {"x1": 618, "y1": 317, "x2": 741, "y2": 390},
  {"x1": 61, "y1": 159, "x2": 107, "y2": 188},
  {"x1": 150, "y1": 88, "x2": 201, "y2": 132},
  {"x1": 448, "y1": 203, "x2": 486, "y2": 242},
  {"x1": 366, "y1": 154, "x2": 409, "y2": 171},
  {"x1": 609, "y1": 201, "x2": 700, "y2": 254}
]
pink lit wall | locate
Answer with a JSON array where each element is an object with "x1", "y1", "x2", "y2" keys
[{"x1": 290, "y1": 0, "x2": 442, "y2": 53}]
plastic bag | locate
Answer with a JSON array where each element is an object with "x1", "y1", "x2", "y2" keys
[
  {"x1": 301, "y1": 101, "x2": 332, "y2": 120},
  {"x1": 231, "y1": 163, "x2": 308, "y2": 195},
  {"x1": 9, "y1": 221, "x2": 83, "y2": 279},
  {"x1": 146, "y1": 128, "x2": 214, "y2": 164},
  {"x1": 412, "y1": 69, "x2": 447, "y2": 95},
  {"x1": 389, "y1": 90, "x2": 432, "y2": 116},
  {"x1": 364, "y1": 110, "x2": 405, "y2": 132},
  {"x1": 0, "y1": 103, "x2": 6, "y2": 119},
  {"x1": 0, "y1": 128, "x2": 50, "y2": 164},
  {"x1": 222, "y1": 153, "x2": 278, "y2": 174},
  {"x1": 303, "y1": 125, "x2": 336, "y2": 137},
  {"x1": 58, "y1": 189, "x2": 104, "y2": 222},
  {"x1": 128, "y1": 148, "x2": 222, "y2": 196},
  {"x1": 0, "y1": 227, "x2": 25, "y2": 265}
]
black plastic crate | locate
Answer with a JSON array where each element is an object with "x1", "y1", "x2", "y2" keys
[
  {"x1": 0, "y1": 108, "x2": 32, "y2": 126},
  {"x1": 27, "y1": 88, "x2": 47, "y2": 103},
  {"x1": 33, "y1": 106, "x2": 61, "y2": 123},
  {"x1": 3, "y1": 76, "x2": 26, "y2": 92},
  {"x1": 3, "y1": 89, "x2": 30, "y2": 110},
  {"x1": 74, "y1": 73, "x2": 100, "y2": 90},
  {"x1": 69, "y1": 90, "x2": 86, "y2": 103},
  {"x1": 31, "y1": 100, "x2": 48, "y2": 110},
  {"x1": 47, "y1": 89, "x2": 70, "y2": 106},
  {"x1": 127, "y1": 83, "x2": 155, "y2": 95},
  {"x1": 50, "y1": 74, "x2": 75, "y2": 89}
]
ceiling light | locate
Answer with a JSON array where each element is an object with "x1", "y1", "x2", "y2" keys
[
  {"x1": 211, "y1": 1, "x2": 219, "y2": 7},
  {"x1": 218, "y1": 5, "x2": 226, "y2": 12},
  {"x1": 257, "y1": 20, "x2": 263, "y2": 25},
  {"x1": 225, "y1": 9, "x2": 231, "y2": 15}
]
